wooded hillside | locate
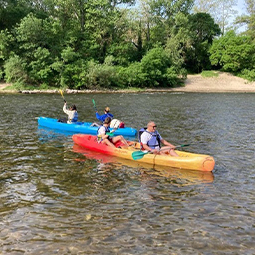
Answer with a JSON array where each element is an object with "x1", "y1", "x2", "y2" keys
[{"x1": 0, "y1": 0, "x2": 254, "y2": 90}]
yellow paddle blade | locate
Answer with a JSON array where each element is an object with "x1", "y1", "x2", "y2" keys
[
  {"x1": 59, "y1": 89, "x2": 64, "y2": 98},
  {"x1": 59, "y1": 89, "x2": 66, "y2": 102}
]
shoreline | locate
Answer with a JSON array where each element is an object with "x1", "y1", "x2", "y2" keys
[{"x1": 1, "y1": 72, "x2": 255, "y2": 93}]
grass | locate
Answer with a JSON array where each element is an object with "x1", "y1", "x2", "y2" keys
[{"x1": 201, "y1": 70, "x2": 219, "y2": 78}]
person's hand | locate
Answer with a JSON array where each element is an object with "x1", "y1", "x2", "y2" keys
[{"x1": 151, "y1": 149, "x2": 159, "y2": 154}]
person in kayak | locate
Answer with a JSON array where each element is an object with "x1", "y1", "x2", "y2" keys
[
  {"x1": 97, "y1": 117, "x2": 129, "y2": 148},
  {"x1": 140, "y1": 121, "x2": 178, "y2": 156},
  {"x1": 91, "y1": 106, "x2": 113, "y2": 127},
  {"x1": 63, "y1": 102, "x2": 78, "y2": 124},
  {"x1": 91, "y1": 106, "x2": 125, "y2": 128},
  {"x1": 96, "y1": 106, "x2": 113, "y2": 122}
]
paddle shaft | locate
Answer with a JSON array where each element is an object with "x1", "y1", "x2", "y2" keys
[{"x1": 132, "y1": 144, "x2": 190, "y2": 160}]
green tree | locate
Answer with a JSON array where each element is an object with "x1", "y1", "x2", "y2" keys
[
  {"x1": 235, "y1": 0, "x2": 255, "y2": 40},
  {"x1": 209, "y1": 30, "x2": 255, "y2": 73},
  {"x1": 193, "y1": 0, "x2": 238, "y2": 35},
  {"x1": 4, "y1": 54, "x2": 27, "y2": 86},
  {"x1": 7, "y1": 13, "x2": 63, "y2": 85},
  {"x1": 130, "y1": 0, "x2": 194, "y2": 50},
  {"x1": 0, "y1": 0, "x2": 53, "y2": 31},
  {"x1": 185, "y1": 12, "x2": 221, "y2": 73},
  {"x1": 165, "y1": 12, "x2": 190, "y2": 75},
  {"x1": 0, "y1": 0, "x2": 30, "y2": 30}
]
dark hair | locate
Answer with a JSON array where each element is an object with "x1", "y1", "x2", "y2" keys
[
  {"x1": 70, "y1": 105, "x2": 77, "y2": 111},
  {"x1": 104, "y1": 117, "x2": 111, "y2": 124}
]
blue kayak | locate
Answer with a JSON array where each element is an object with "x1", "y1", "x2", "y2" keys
[{"x1": 38, "y1": 117, "x2": 137, "y2": 136}]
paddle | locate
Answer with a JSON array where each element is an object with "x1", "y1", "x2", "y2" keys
[
  {"x1": 97, "y1": 131, "x2": 115, "y2": 140},
  {"x1": 132, "y1": 144, "x2": 190, "y2": 160},
  {"x1": 59, "y1": 89, "x2": 66, "y2": 103},
  {"x1": 92, "y1": 99, "x2": 97, "y2": 111},
  {"x1": 105, "y1": 126, "x2": 118, "y2": 137},
  {"x1": 106, "y1": 132, "x2": 115, "y2": 137}
]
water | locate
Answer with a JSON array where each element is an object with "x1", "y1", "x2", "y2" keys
[{"x1": 0, "y1": 92, "x2": 254, "y2": 254}]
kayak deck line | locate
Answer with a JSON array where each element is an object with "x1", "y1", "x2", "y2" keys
[{"x1": 72, "y1": 134, "x2": 215, "y2": 172}]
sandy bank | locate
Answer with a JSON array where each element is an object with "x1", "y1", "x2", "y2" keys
[
  {"x1": 173, "y1": 72, "x2": 255, "y2": 93},
  {"x1": 0, "y1": 72, "x2": 255, "y2": 93}
]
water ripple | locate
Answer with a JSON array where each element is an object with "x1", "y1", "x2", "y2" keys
[{"x1": 0, "y1": 93, "x2": 254, "y2": 254}]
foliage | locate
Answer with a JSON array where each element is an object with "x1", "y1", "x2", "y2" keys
[
  {"x1": 83, "y1": 59, "x2": 117, "y2": 89},
  {"x1": 117, "y1": 47, "x2": 182, "y2": 88},
  {"x1": 4, "y1": 55, "x2": 27, "y2": 83},
  {"x1": 201, "y1": 70, "x2": 219, "y2": 77},
  {"x1": 0, "y1": 0, "x2": 32, "y2": 30},
  {"x1": 117, "y1": 62, "x2": 146, "y2": 87},
  {"x1": 0, "y1": 29, "x2": 15, "y2": 60},
  {"x1": 0, "y1": 0, "x2": 254, "y2": 88},
  {"x1": 193, "y1": 0, "x2": 238, "y2": 35},
  {"x1": 240, "y1": 69, "x2": 255, "y2": 81},
  {"x1": 235, "y1": 0, "x2": 255, "y2": 40},
  {"x1": 210, "y1": 31, "x2": 255, "y2": 73},
  {"x1": 185, "y1": 12, "x2": 221, "y2": 73}
]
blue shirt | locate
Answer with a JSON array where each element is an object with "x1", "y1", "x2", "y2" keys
[{"x1": 96, "y1": 112, "x2": 113, "y2": 122}]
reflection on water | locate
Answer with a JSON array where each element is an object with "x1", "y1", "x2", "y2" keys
[{"x1": 0, "y1": 93, "x2": 255, "y2": 254}]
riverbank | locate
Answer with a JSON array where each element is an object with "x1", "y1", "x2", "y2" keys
[
  {"x1": 174, "y1": 72, "x2": 255, "y2": 93},
  {"x1": 1, "y1": 72, "x2": 255, "y2": 93}
]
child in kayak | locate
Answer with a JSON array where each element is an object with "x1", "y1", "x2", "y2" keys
[
  {"x1": 97, "y1": 117, "x2": 129, "y2": 148},
  {"x1": 91, "y1": 106, "x2": 125, "y2": 128},
  {"x1": 63, "y1": 102, "x2": 78, "y2": 124},
  {"x1": 96, "y1": 106, "x2": 113, "y2": 122}
]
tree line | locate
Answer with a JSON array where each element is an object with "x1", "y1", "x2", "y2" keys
[{"x1": 0, "y1": 0, "x2": 254, "y2": 90}]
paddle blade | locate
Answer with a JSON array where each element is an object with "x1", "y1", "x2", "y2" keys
[
  {"x1": 132, "y1": 150, "x2": 149, "y2": 160},
  {"x1": 106, "y1": 132, "x2": 114, "y2": 137},
  {"x1": 59, "y1": 90, "x2": 66, "y2": 102},
  {"x1": 92, "y1": 99, "x2": 97, "y2": 111}
]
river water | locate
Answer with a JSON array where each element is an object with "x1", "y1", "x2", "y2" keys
[{"x1": 0, "y1": 92, "x2": 254, "y2": 254}]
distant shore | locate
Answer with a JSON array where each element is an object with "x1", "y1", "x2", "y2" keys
[
  {"x1": 173, "y1": 72, "x2": 255, "y2": 93},
  {"x1": 1, "y1": 72, "x2": 255, "y2": 93}
]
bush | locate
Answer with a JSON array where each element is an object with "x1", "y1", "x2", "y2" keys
[
  {"x1": 29, "y1": 47, "x2": 53, "y2": 84},
  {"x1": 140, "y1": 47, "x2": 181, "y2": 87},
  {"x1": 240, "y1": 69, "x2": 255, "y2": 81},
  {"x1": 84, "y1": 60, "x2": 117, "y2": 89},
  {"x1": 165, "y1": 66, "x2": 183, "y2": 86},
  {"x1": 210, "y1": 31, "x2": 255, "y2": 73},
  {"x1": 117, "y1": 62, "x2": 146, "y2": 88},
  {"x1": 4, "y1": 55, "x2": 27, "y2": 83}
]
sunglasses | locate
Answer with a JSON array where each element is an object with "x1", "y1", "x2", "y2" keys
[{"x1": 152, "y1": 125, "x2": 157, "y2": 128}]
